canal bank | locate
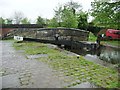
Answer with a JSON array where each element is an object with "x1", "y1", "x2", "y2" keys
[{"x1": 63, "y1": 43, "x2": 120, "y2": 71}]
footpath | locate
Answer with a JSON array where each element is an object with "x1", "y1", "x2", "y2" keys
[
  {"x1": 1, "y1": 41, "x2": 69, "y2": 88},
  {"x1": 0, "y1": 41, "x2": 96, "y2": 88}
]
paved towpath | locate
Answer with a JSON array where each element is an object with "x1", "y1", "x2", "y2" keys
[
  {"x1": 1, "y1": 41, "x2": 74, "y2": 88},
  {"x1": 0, "y1": 40, "x2": 97, "y2": 89}
]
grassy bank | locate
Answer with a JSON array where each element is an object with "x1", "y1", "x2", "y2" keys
[
  {"x1": 101, "y1": 40, "x2": 120, "y2": 47},
  {"x1": 13, "y1": 41, "x2": 119, "y2": 88}
]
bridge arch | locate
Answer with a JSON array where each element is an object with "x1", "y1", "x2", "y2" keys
[
  {"x1": 4, "y1": 27, "x2": 98, "y2": 50},
  {"x1": 9, "y1": 28, "x2": 89, "y2": 42}
]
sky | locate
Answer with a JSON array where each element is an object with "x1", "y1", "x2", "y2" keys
[{"x1": 0, "y1": 0, "x2": 94, "y2": 23}]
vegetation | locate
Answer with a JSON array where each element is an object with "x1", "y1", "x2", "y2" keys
[
  {"x1": 13, "y1": 41, "x2": 119, "y2": 88},
  {"x1": 13, "y1": 11, "x2": 24, "y2": 24},
  {"x1": 60, "y1": 7, "x2": 78, "y2": 28},
  {"x1": 21, "y1": 17, "x2": 31, "y2": 24},
  {"x1": 5, "y1": 18, "x2": 13, "y2": 24},
  {"x1": 88, "y1": 32, "x2": 97, "y2": 42},
  {"x1": 36, "y1": 16, "x2": 45, "y2": 26},
  {"x1": 101, "y1": 40, "x2": 120, "y2": 47},
  {"x1": 0, "y1": 1, "x2": 88, "y2": 30},
  {"x1": 48, "y1": 17, "x2": 59, "y2": 27},
  {"x1": 48, "y1": 1, "x2": 88, "y2": 29},
  {"x1": 1, "y1": 0, "x2": 119, "y2": 31},
  {"x1": 0, "y1": 17, "x2": 5, "y2": 24},
  {"x1": 77, "y1": 11, "x2": 88, "y2": 30},
  {"x1": 90, "y1": 0, "x2": 120, "y2": 29}
]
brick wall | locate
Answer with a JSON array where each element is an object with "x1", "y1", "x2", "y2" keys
[{"x1": 0, "y1": 28, "x2": 15, "y2": 38}]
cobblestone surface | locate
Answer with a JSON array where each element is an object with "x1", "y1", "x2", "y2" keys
[
  {"x1": 1, "y1": 41, "x2": 97, "y2": 88},
  {"x1": 1, "y1": 41, "x2": 76, "y2": 88}
]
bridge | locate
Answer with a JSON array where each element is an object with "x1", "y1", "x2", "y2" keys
[{"x1": 1, "y1": 25, "x2": 98, "y2": 50}]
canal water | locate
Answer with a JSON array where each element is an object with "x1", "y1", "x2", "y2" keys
[{"x1": 62, "y1": 45, "x2": 120, "y2": 68}]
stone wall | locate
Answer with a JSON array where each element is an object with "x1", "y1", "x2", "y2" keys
[{"x1": 7, "y1": 28, "x2": 89, "y2": 41}]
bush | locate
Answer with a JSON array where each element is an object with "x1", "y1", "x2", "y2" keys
[{"x1": 89, "y1": 32, "x2": 97, "y2": 42}]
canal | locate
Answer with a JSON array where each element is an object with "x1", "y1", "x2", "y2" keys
[{"x1": 61, "y1": 45, "x2": 120, "y2": 69}]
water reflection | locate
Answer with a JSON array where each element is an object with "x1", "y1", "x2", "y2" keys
[
  {"x1": 99, "y1": 46, "x2": 120, "y2": 64},
  {"x1": 64, "y1": 45, "x2": 120, "y2": 64}
]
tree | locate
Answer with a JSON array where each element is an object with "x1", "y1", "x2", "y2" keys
[
  {"x1": 77, "y1": 11, "x2": 88, "y2": 30},
  {"x1": 0, "y1": 17, "x2": 5, "y2": 24},
  {"x1": 6, "y1": 18, "x2": 12, "y2": 24},
  {"x1": 65, "y1": 1, "x2": 81, "y2": 14},
  {"x1": 48, "y1": 18, "x2": 59, "y2": 27},
  {"x1": 91, "y1": 0, "x2": 120, "y2": 29},
  {"x1": 53, "y1": 1, "x2": 81, "y2": 28},
  {"x1": 61, "y1": 7, "x2": 78, "y2": 28},
  {"x1": 21, "y1": 18, "x2": 30, "y2": 24},
  {"x1": 44, "y1": 18, "x2": 50, "y2": 26},
  {"x1": 13, "y1": 11, "x2": 24, "y2": 24},
  {"x1": 54, "y1": 5, "x2": 63, "y2": 27},
  {"x1": 36, "y1": 16, "x2": 45, "y2": 25}
]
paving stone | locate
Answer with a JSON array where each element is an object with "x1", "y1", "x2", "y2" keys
[
  {"x1": 2, "y1": 74, "x2": 20, "y2": 88},
  {"x1": 19, "y1": 72, "x2": 26, "y2": 76},
  {"x1": 20, "y1": 76, "x2": 31, "y2": 82},
  {"x1": 21, "y1": 80, "x2": 29, "y2": 85},
  {"x1": 24, "y1": 73, "x2": 31, "y2": 77}
]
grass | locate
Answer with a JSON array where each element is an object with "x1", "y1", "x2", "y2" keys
[
  {"x1": 88, "y1": 32, "x2": 97, "y2": 42},
  {"x1": 13, "y1": 41, "x2": 119, "y2": 88},
  {"x1": 101, "y1": 40, "x2": 120, "y2": 47}
]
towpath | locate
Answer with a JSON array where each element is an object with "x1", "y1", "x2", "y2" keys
[{"x1": 0, "y1": 40, "x2": 96, "y2": 88}]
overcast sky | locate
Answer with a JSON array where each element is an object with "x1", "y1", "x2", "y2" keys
[{"x1": 0, "y1": 0, "x2": 94, "y2": 22}]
